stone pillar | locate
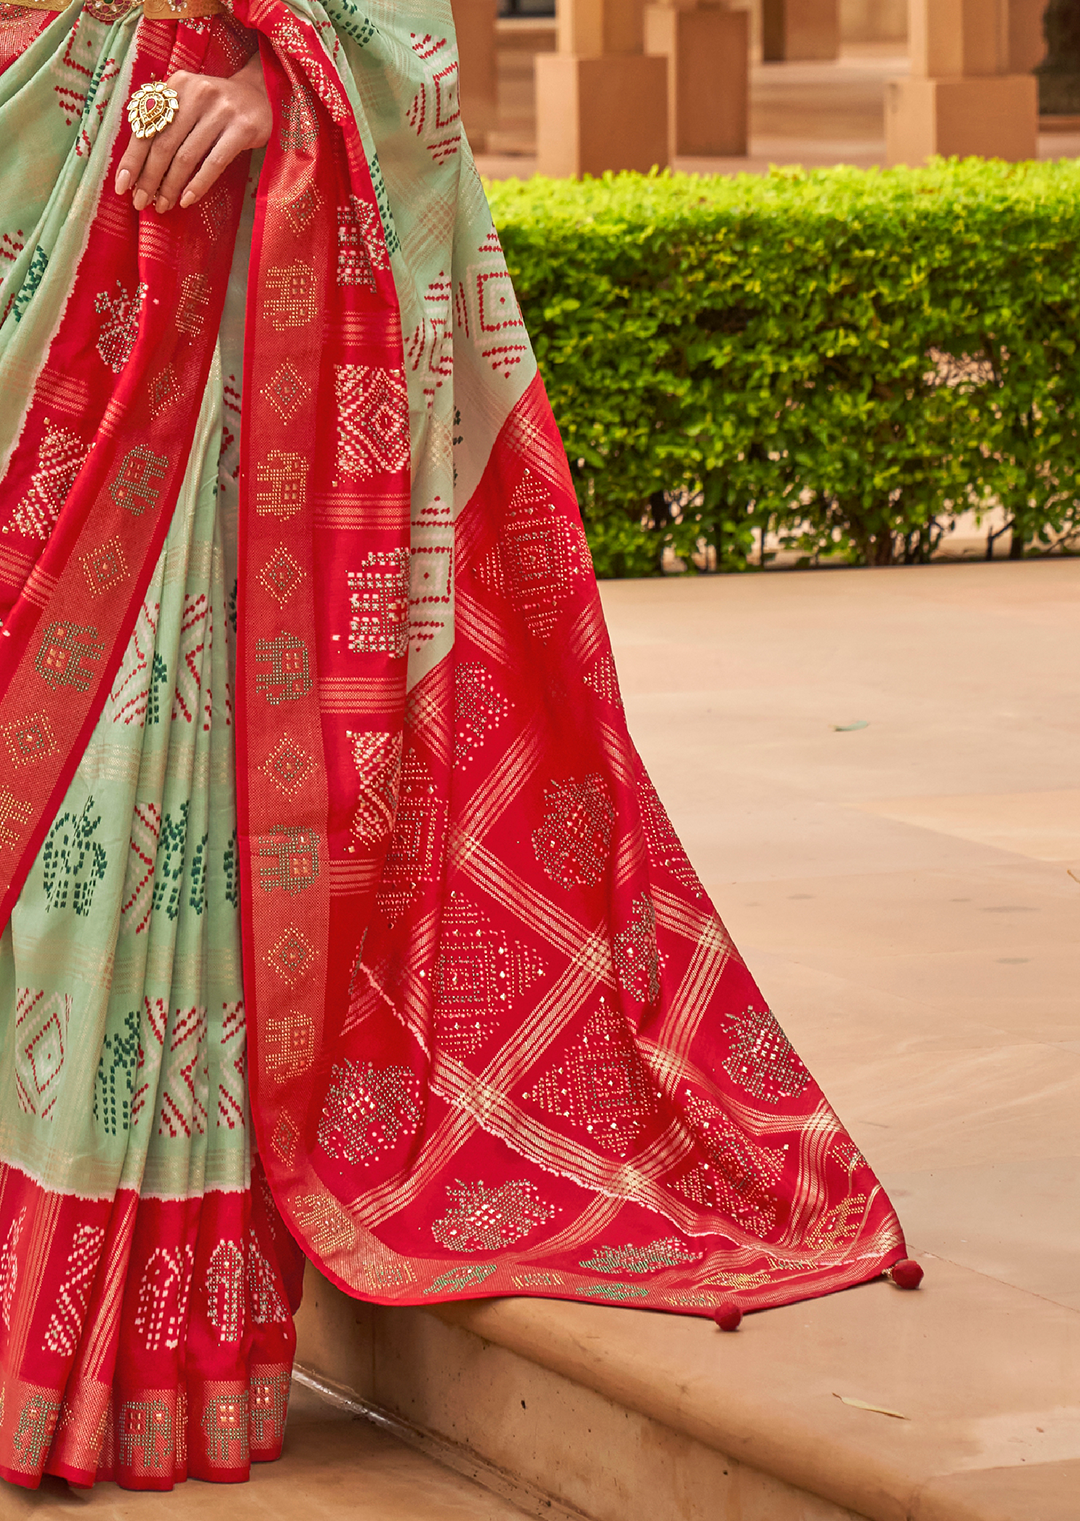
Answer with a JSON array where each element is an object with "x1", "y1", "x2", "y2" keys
[
  {"x1": 1037, "y1": 0, "x2": 1080, "y2": 112},
  {"x1": 535, "y1": 0, "x2": 669, "y2": 177},
  {"x1": 455, "y1": 0, "x2": 499, "y2": 152},
  {"x1": 840, "y1": 0, "x2": 907, "y2": 43},
  {"x1": 885, "y1": 0, "x2": 1038, "y2": 165},
  {"x1": 1010, "y1": 0, "x2": 1048, "y2": 72},
  {"x1": 762, "y1": 0, "x2": 841, "y2": 61},
  {"x1": 644, "y1": 3, "x2": 750, "y2": 158}
]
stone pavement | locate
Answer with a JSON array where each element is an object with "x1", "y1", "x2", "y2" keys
[
  {"x1": 283, "y1": 558, "x2": 1080, "y2": 1521},
  {"x1": 602, "y1": 558, "x2": 1080, "y2": 1314},
  {"x1": 0, "y1": 1384, "x2": 534, "y2": 1519},
  {"x1": 7, "y1": 559, "x2": 1071, "y2": 1519}
]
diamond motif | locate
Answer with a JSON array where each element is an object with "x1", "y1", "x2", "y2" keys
[
  {"x1": 723, "y1": 1007, "x2": 811, "y2": 1106},
  {"x1": 265, "y1": 925, "x2": 318, "y2": 986},
  {"x1": 672, "y1": 1093, "x2": 783, "y2": 1235},
  {"x1": 433, "y1": 893, "x2": 546, "y2": 1059},
  {"x1": 80, "y1": 535, "x2": 128, "y2": 595},
  {"x1": 532, "y1": 773, "x2": 615, "y2": 892},
  {"x1": 264, "y1": 360, "x2": 310, "y2": 423},
  {"x1": 474, "y1": 470, "x2": 589, "y2": 642},
  {"x1": 453, "y1": 662, "x2": 510, "y2": 766},
  {"x1": 525, "y1": 1000, "x2": 661, "y2": 1157},
  {"x1": 375, "y1": 750, "x2": 446, "y2": 925},
  {"x1": 258, "y1": 544, "x2": 306, "y2": 608},
  {"x1": 3, "y1": 713, "x2": 55, "y2": 768},
  {"x1": 261, "y1": 734, "x2": 316, "y2": 798},
  {"x1": 431, "y1": 1179, "x2": 554, "y2": 1253},
  {"x1": 283, "y1": 178, "x2": 322, "y2": 235},
  {"x1": 335, "y1": 364, "x2": 410, "y2": 478}
]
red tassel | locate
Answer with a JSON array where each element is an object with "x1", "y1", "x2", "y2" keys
[
  {"x1": 713, "y1": 1302, "x2": 743, "y2": 1332},
  {"x1": 887, "y1": 1258, "x2": 924, "y2": 1290}
]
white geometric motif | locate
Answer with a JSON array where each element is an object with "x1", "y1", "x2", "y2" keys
[
  {"x1": 453, "y1": 663, "x2": 510, "y2": 766},
  {"x1": 106, "y1": 600, "x2": 162, "y2": 727},
  {"x1": 672, "y1": 1094, "x2": 784, "y2": 1236},
  {"x1": 347, "y1": 549, "x2": 411, "y2": 657},
  {"x1": 158, "y1": 1004, "x2": 208, "y2": 1139},
  {"x1": 217, "y1": 1000, "x2": 246, "y2": 1130},
  {"x1": 15, "y1": 988, "x2": 72, "y2": 1120},
  {"x1": 246, "y1": 1232, "x2": 288, "y2": 1325},
  {"x1": 7, "y1": 419, "x2": 89, "y2": 540},
  {"x1": 317, "y1": 1059, "x2": 422, "y2": 1165},
  {"x1": 134, "y1": 1244, "x2": 194, "y2": 1351},
  {"x1": 43, "y1": 1223, "x2": 106, "y2": 1355},
  {"x1": 346, "y1": 729, "x2": 402, "y2": 845},
  {"x1": 120, "y1": 802, "x2": 162, "y2": 935},
  {"x1": 94, "y1": 280, "x2": 147, "y2": 373},
  {"x1": 131, "y1": 996, "x2": 168, "y2": 1129},
  {"x1": 432, "y1": 1179, "x2": 554, "y2": 1253},
  {"x1": 337, "y1": 194, "x2": 390, "y2": 288},
  {"x1": 334, "y1": 364, "x2": 410, "y2": 479},
  {"x1": 172, "y1": 593, "x2": 211, "y2": 729},
  {"x1": 206, "y1": 1239, "x2": 244, "y2": 1344},
  {"x1": 474, "y1": 470, "x2": 589, "y2": 643},
  {"x1": 0, "y1": 1210, "x2": 25, "y2": 1330}
]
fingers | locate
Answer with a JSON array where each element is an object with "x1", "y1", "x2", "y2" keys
[
  {"x1": 151, "y1": 121, "x2": 228, "y2": 212},
  {"x1": 114, "y1": 131, "x2": 151, "y2": 199},
  {"x1": 113, "y1": 66, "x2": 272, "y2": 215},
  {"x1": 128, "y1": 74, "x2": 214, "y2": 211},
  {"x1": 174, "y1": 137, "x2": 237, "y2": 209}
]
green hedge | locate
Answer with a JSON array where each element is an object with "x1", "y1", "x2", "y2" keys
[{"x1": 487, "y1": 160, "x2": 1080, "y2": 576}]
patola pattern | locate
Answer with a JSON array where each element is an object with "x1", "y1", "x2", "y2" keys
[{"x1": 0, "y1": 0, "x2": 905, "y2": 1491}]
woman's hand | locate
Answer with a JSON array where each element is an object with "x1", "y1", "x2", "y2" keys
[{"x1": 114, "y1": 51, "x2": 272, "y2": 214}]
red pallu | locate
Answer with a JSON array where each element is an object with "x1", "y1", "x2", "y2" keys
[{"x1": 0, "y1": 0, "x2": 907, "y2": 1489}]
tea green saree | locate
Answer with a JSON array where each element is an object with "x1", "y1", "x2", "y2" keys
[{"x1": 0, "y1": 0, "x2": 907, "y2": 1491}]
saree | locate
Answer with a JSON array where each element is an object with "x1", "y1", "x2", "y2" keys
[{"x1": 0, "y1": 0, "x2": 908, "y2": 1491}]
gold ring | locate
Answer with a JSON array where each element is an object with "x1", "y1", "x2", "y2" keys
[{"x1": 127, "y1": 82, "x2": 181, "y2": 140}]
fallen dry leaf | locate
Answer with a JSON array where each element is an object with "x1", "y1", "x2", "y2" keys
[{"x1": 834, "y1": 1394, "x2": 909, "y2": 1420}]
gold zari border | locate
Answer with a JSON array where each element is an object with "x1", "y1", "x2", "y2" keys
[{"x1": 3, "y1": 0, "x2": 225, "y2": 14}]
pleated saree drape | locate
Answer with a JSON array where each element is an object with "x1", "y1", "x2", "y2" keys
[{"x1": 0, "y1": 0, "x2": 907, "y2": 1490}]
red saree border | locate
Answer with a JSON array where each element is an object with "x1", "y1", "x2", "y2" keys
[
  {"x1": 223, "y1": 4, "x2": 907, "y2": 1321},
  {"x1": 0, "y1": 17, "x2": 249, "y2": 933},
  {"x1": 0, "y1": 0, "x2": 909, "y2": 1333},
  {"x1": 247, "y1": 356, "x2": 907, "y2": 1318},
  {"x1": 0, "y1": 1156, "x2": 300, "y2": 1490},
  {"x1": 231, "y1": 0, "x2": 411, "y2": 1273}
]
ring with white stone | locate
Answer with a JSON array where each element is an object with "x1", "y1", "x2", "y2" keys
[{"x1": 126, "y1": 81, "x2": 181, "y2": 140}]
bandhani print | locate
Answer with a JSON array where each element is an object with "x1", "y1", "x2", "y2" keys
[{"x1": 0, "y1": 0, "x2": 907, "y2": 1494}]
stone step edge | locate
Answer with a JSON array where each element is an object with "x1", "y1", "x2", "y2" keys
[
  {"x1": 292, "y1": 1364, "x2": 592, "y2": 1521},
  {"x1": 421, "y1": 1262, "x2": 1078, "y2": 1521}
]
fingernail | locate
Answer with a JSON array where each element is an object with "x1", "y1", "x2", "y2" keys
[
  {"x1": 132, "y1": 189, "x2": 149, "y2": 211},
  {"x1": 179, "y1": 190, "x2": 194, "y2": 208},
  {"x1": 115, "y1": 169, "x2": 130, "y2": 195},
  {"x1": 155, "y1": 197, "x2": 169, "y2": 214}
]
